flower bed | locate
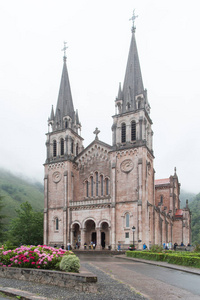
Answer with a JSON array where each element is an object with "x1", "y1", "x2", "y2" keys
[
  {"x1": 126, "y1": 251, "x2": 200, "y2": 268},
  {"x1": 0, "y1": 245, "x2": 74, "y2": 270}
]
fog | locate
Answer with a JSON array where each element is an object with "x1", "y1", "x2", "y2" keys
[{"x1": 0, "y1": 0, "x2": 200, "y2": 193}]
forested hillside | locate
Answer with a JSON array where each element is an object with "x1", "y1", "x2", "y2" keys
[
  {"x1": 189, "y1": 193, "x2": 200, "y2": 244},
  {"x1": 0, "y1": 169, "x2": 44, "y2": 225}
]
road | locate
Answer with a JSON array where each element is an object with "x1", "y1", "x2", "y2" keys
[{"x1": 77, "y1": 254, "x2": 200, "y2": 300}]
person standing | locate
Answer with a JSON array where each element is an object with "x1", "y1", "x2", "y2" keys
[{"x1": 143, "y1": 243, "x2": 147, "y2": 250}]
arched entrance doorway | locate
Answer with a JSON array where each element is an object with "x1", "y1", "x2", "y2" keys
[
  {"x1": 100, "y1": 222, "x2": 109, "y2": 249},
  {"x1": 72, "y1": 223, "x2": 81, "y2": 249},
  {"x1": 85, "y1": 219, "x2": 96, "y2": 248}
]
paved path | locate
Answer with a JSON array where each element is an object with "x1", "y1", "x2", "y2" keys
[{"x1": 80, "y1": 254, "x2": 200, "y2": 300}]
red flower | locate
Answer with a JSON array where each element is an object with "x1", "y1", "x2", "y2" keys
[{"x1": 31, "y1": 262, "x2": 35, "y2": 265}]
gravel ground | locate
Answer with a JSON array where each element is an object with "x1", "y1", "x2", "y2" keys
[{"x1": 0, "y1": 263, "x2": 148, "y2": 300}]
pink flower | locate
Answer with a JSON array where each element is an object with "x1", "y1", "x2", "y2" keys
[
  {"x1": 31, "y1": 262, "x2": 35, "y2": 265},
  {"x1": 14, "y1": 260, "x2": 18, "y2": 264}
]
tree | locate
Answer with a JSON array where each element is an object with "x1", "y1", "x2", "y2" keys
[
  {"x1": 189, "y1": 193, "x2": 200, "y2": 245},
  {"x1": 0, "y1": 195, "x2": 5, "y2": 242},
  {"x1": 8, "y1": 201, "x2": 43, "y2": 246}
]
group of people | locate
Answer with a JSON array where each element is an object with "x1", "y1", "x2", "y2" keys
[{"x1": 84, "y1": 241, "x2": 96, "y2": 250}]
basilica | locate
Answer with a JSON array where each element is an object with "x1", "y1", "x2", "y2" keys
[{"x1": 43, "y1": 15, "x2": 191, "y2": 250}]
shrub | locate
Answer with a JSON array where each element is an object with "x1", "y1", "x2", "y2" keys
[
  {"x1": 149, "y1": 244, "x2": 163, "y2": 253},
  {"x1": 60, "y1": 255, "x2": 80, "y2": 273},
  {"x1": 0, "y1": 245, "x2": 74, "y2": 270},
  {"x1": 194, "y1": 244, "x2": 200, "y2": 252},
  {"x1": 126, "y1": 250, "x2": 200, "y2": 268}
]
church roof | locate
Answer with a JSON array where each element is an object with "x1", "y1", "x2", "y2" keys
[
  {"x1": 155, "y1": 178, "x2": 170, "y2": 186},
  {"x1": 175, "y1": 209, "x2": 183, "y2": 218},
  {"x1": 54, "y1": 57, "x2": 75, "y2": 126}
]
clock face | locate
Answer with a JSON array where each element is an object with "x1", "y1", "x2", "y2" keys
[
  {"x1": 52, "y1": 171, "x2": 62, "y2": 183},
  {"x1": 120, "y1": 159, "x2": 134, "y2": 173}
]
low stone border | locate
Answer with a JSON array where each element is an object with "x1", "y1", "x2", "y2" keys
[{"x1": 0, "y1": 267, "x2": 97, "y2": 293}]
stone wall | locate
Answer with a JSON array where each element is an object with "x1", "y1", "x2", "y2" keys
[{"x1": 0, "y1": 267, "x2": 97, "y2": 293}]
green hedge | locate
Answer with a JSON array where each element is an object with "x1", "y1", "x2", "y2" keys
[{"x1": 126, "y1": 251, "x2": 200, "y2": 268}]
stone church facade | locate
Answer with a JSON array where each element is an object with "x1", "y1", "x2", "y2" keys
[{"x1": 43, "y1": 18, "x2": 191, "y2": 250}]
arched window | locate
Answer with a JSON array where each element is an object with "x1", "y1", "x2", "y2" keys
[
  {"x1": 60, "y1": 138, "x2": 64, "y2": 156},
  {"x1": 86, "y1": 181, "x2": 89, "y2": 197},
  {"x1": 100, "y1": 175, "x2": 103, "y2": 196},
  {"x1": 76, "y1": 143, "x2": 79, "y2": 156},
  {"x1": 65, "y1": 121, "x2": 68, "y2": 128},
  {"x1": 71, "y1": 140, "x2": 74, "y2": 154},
  {"x1": 55, "y1": 218, "x2": 59, "y2": 230},
  {"x1": 96, "y1": 172, "x2": 98, "y2": 196},
  {"x1": 91, "y1": 177, "x2": 93, "y2": 197},
  {"x1": 105, "y1": 178, "x2": 109, "y2": 195},
  {"x1": 160, "y1": 195, "x2": 163, "y2": 204},
  {"x1": 131, "y1": 121, "x2": 136, "y2": 141},
  {"x1": 53, "y1": 140, "x2": 57, "y2": 157},
  {"x1": 121, "y1": 123, "x2": 126, "y2": 143},
  {"x1": 126, "y1": 213, "x2": 130, "y2": 227}
]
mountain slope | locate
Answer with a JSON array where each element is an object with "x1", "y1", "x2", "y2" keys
[
  {"x1": 189, "y1": 193, "x2": 200, "y2": 244},
  {"x1": 0, "y1": 169, "x2": 44, "y2": 225}
]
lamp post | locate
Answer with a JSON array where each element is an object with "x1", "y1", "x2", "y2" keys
[{"x1": 132, "y1": 226, "x2": 136, "y2": 246}]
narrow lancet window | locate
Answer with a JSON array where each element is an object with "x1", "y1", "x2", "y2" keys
[
  {"x1": 76, "y1": 143, "x2": 78, "y2": 156},
  {"x1": 71, "y1": 140, "x2": 74, "y2": 154},
  {"x1": 60, "y1": 138, "x2": 64, "y2": 156},
  {"x1": 53, "y1": 140, "x2": 57, "y2": 157},
  {"x1": 91, "y1": 177, "x2": 93, "y2": 197},
  {"x1": 100, "y1": 175, "x2": 103, "y2": 196},
  {"x1": 121, "y1": 123, "x2": 126, "y2": 143},
  {"x1": 131, "y1": 121, "x2": 136, "y2": 141},
  {"x1": 86, "y1": 181, "x2": 89, "y2": 197},
  {"x1": 126, "y1": 213, "x2": 130, "y2": 227},
  {"x1": 96, "y1": 172, "x2": 98, "y2": 196},
  {"x1": 55, "y1": 218, "x2": 59, "y2": 230},
  {"x1": 105, "y1": 178, "x2": 109, "y2": 195}
]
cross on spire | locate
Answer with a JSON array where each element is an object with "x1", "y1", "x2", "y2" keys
[
  {"x1": 129, "y1": 9, "x2": 138, "y2": 33},
  {"x1": 62, "y1": 41, "x2": 68, "y2": 61},
  {"x1": 93, "y1": 127, "x2": 100, "y2": 140}
]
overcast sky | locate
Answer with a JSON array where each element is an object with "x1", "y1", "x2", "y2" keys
[{"x1": 0, "y1": 0, "x2": 199, "y2": 194}]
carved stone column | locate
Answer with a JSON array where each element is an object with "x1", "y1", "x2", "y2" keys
[
  {"x1": 70, "y1": 229, "x2": 74, "y2": 249},
  {"x1": 96, "y1": 227, "x2": 101, "y2": 250},
  {"x1": 80, "y1": 228, "x2": 86, "y2": 250}
]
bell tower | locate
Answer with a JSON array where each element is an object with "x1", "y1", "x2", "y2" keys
[
  {"x1": 111, "y1": 11, "x2": 154, "y2": 249},
  {"x1": 112, "y1": 12, "x2": 153, "y2": 152},
  {"x1": 44, "y1": 45, "x2": 83, "y2": 247}
]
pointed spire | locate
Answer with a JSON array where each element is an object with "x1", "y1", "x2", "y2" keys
[
  {"x1": 49, "y1": 105, "x2": 54, "y2": 121},
  {"x1": 122, "y1": 26, "x2": 144, "y2": 113},
  {"x1": 117, "y1": 82, "x2": 123, "y2": 100},
  {"x1": 76, "y1": 109, "x2": 80, "y2": 126},
  {"x1": 54, "y1": 48, "x2": 75, "y2": 130}
]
